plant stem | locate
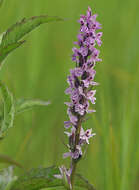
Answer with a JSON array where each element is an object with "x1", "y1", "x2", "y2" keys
[
  {"x1": 70, "y1": 160, "x2": 77, "y2": 189},
  {"x1": 70, "y1": 116, "x2": 84, "y2": 189}
]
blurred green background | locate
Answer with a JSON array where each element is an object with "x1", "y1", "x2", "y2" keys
[{"x1": 0, "y1": 0, "x2": 139, "y2": 189}]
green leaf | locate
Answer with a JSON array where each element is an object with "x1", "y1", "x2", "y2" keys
[
  {"x1": 41, "y1": 187, "x2": 87, "y2": 190},
  {"x1": 0, "y1": 15, "x2": 63, "y2": 48},
  {"x1": 41, "y1": 188, "x2": 67, "y2": 190},
  {"x1": 0, "y1": 81, "x2": 15, "y2": 138},
  {"x1": 0, "y1": 154, "x2": 23, "y2": 169},
  {"x1": 0, "y1": 15, "x2": 63, "y2": 69},
  {"x1": 11, "y1": 166, "x2": 63, "y2": 190},
  {"x1": 15, "y1": 98, "x2": 50, "y2": 115},
  {"x1": 0, "y1": 41, "x2": 25, "y2": 65},
  {"x1": 75, "y1": 174, "x2": 96, "y2": 190},
  {"x1": 11, "y1": 166, "x2": 96, "y2": 190}
]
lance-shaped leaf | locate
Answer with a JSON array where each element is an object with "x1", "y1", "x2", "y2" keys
[
  {"x1": 0, "y1": 15, "x2": 63, "y2": 69},
  {"x1": 0, "y1": 81, "x2": 15, "y2": 137},
  {"x1": 11, "y1": 166, "x2": 63, "y2": 190},
  {"x1": 11, "y1": 166, "x2": 96, "y2": 190},
  {"x1": 0, "y1": 41, "x2": 25, "y2": 65},
  {"x1": 75, "y1": 174, "x2": 96, "y2": 190},
  {"x1": 15, "y1": 98, "x2": 50, "y2": 115}
]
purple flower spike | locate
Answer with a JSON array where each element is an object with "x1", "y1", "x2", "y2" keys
[
  {"x1": 64, "y1": 6, "x2": 102, "y2": 161},
  {"x1": 55, "y1": 7, "x2": 102, "y2": 188}
]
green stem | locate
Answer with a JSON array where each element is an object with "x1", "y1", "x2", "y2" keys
[
  {"x1": 70, "y1": 116, "x2": 84, "y2": 189},
  {"x1": 70, "y1": 160, "x2": 77, "y2": 189}
]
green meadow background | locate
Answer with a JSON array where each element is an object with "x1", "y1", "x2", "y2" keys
[{"x1": 0, "y1": 0, "x2": 139, "y2": 189}]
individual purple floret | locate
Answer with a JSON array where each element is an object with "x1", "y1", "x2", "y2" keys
[
  {"x1": 64, "y1": 6, "x2": 102, "y2": 161},
  {"x1": 54, "y1": 166, "x2": 72, "y2": 189}
]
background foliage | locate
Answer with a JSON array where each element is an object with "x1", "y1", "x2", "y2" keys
[{"x1": 0, "y1": 0, "x2": 139, "y2": 190}]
